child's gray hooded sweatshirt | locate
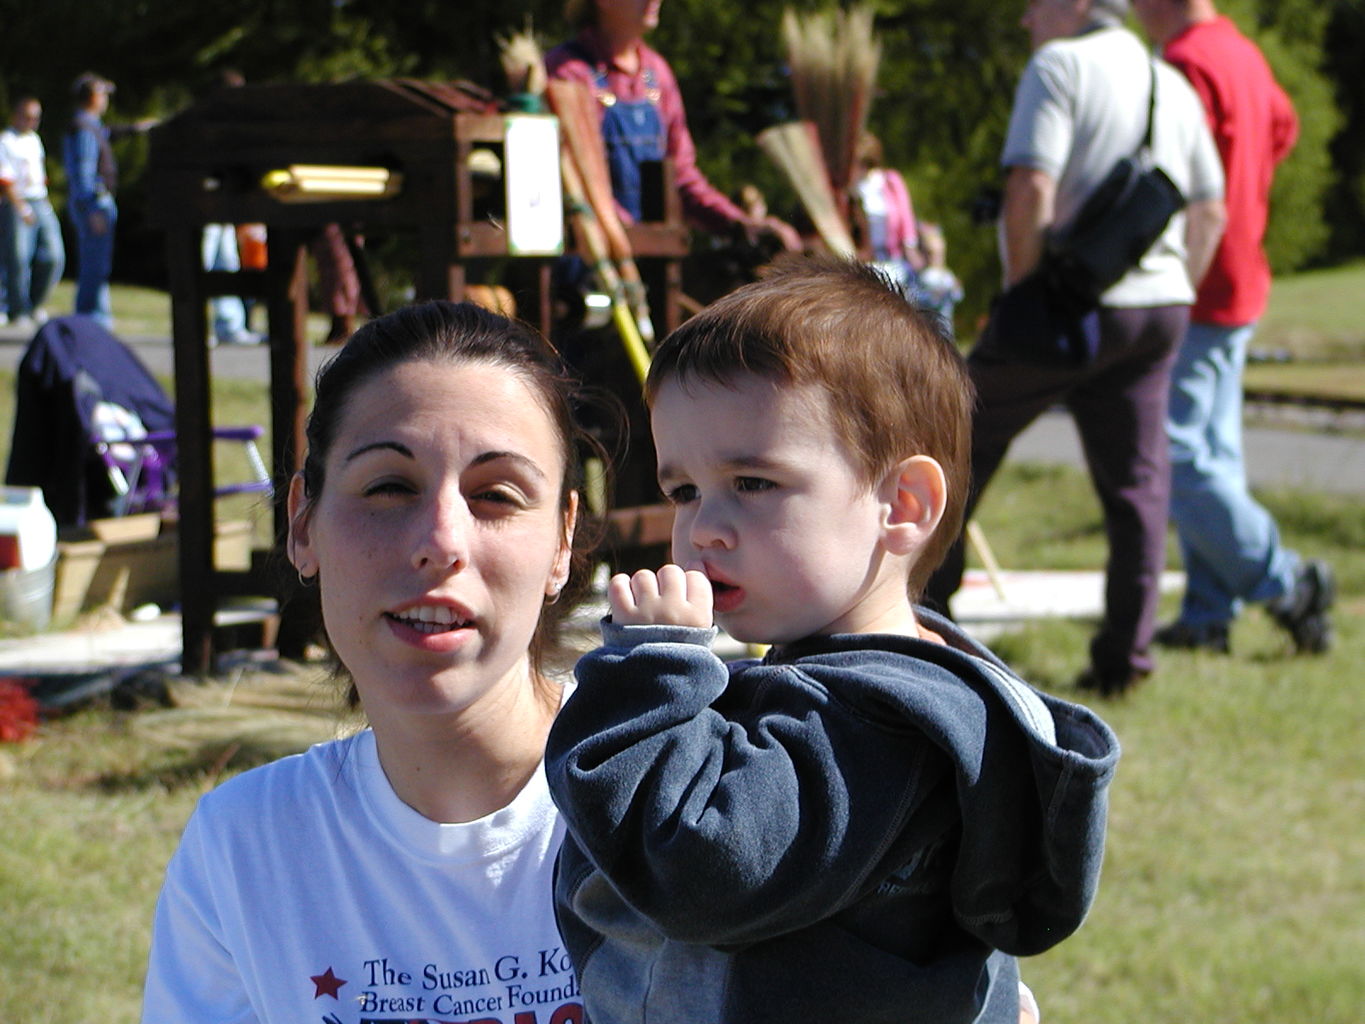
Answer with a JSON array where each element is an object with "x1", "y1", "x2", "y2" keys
[{"x1": 546, "y1": 608, "x2": 1119, "y2": 1023}]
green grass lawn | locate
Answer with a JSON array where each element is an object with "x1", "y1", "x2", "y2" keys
[
  {"x1": 39, "y1": 277, "x2": 337, "y2": 343},
  {"x1": 39, "y1": 279, "x2": 176, "y2": 340},
  {"x1": 1257, "y1": 260, "x2": 1365, "y2": 362},
  {"x1": 972, "y1": 472, "x2": 1365, "y2": 1022},
  {"x1": 1243, "y1": 360, "x2": 1365, "y2": 403},
  {"x1": 1242, "y1": 259, "x2": 1365, "y2": 403}
]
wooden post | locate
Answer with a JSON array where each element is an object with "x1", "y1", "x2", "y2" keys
[
  {"x1": 166, "y1": 226, "x2": 215, "y2": 676},
  {"x1": 266, "y1": 231, "x2": 312, "y2": 541},
  {"x1": 269, "y1": 231, "x2": 321, "y2": 662}
]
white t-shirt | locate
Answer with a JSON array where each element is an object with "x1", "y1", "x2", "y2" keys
[
  {"x1": 1002, "y1": 25, "x2": 1225, "y2": 308},
  {"x1": 854, "y1": 169, "x2": 890, "y2": 219},
  {"x1": 0, "y1": 128, "x2": 48, "y2": 200},
  {"x1": 140, "y1": 729, "x2": 580, "y2": 1024}
]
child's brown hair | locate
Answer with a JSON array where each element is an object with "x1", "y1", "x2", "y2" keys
[{"x1": 645, "y1": 254, "x2": 974, "y2": 595}]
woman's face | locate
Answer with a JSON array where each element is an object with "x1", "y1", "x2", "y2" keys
[
  {"x1": 597, "y1": 0, "x2": 662, "y2": 36},
  {"x1": 289, "y1": 358, "x2": 575, "y2": 722}
]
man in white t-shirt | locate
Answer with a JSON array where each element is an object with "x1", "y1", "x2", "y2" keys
[
  {"x1": 925, "y1": 0, "x2": 1226, "y2": 696},
  {"x1": 0, "y1": 96, "x2": 65, "y2": 328}
]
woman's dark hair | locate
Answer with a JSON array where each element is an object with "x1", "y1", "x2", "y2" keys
[{"x1": 297, "y1": 300, "x2": 609, "y2": 697}]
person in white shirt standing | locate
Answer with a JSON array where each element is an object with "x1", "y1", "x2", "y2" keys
[
  {"x1": 924, "y1": 0, "x2": 1227, "y2": 696},
  {"x1": 0, "y1": 96, "x2": 64, "y2": 330}
]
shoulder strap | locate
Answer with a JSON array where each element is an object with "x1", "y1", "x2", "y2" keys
[{"x1": 1142, "y1": 58, "x2": 1157, "y2": 153}]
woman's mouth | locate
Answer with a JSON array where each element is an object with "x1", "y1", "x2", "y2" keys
[{"x1": 386, "y1": 604, "x2": 472, "y2": 635}]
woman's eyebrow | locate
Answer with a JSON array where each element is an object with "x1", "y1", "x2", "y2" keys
[
  {"x1": 342, "y1": 444, "x2": 550, "y2": 483},
  {"x1": 472, "y1": 449, "x2": 550, "y2": 482},
  {"x1": 344, "y1": 440, "x2": 413, "y2": 463}
]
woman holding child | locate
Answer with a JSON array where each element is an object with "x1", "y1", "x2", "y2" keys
[
  {"x1": 142, "y1": 272, "x2": 1104, "y2": 1024},
  {"x1": 140, "y1": 301, "x2": 597, "y2": 1023}
]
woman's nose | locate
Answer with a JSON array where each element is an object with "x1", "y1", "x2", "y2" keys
[{"x1": 412, "y1": 492, "x2": 470, "y2": 571}]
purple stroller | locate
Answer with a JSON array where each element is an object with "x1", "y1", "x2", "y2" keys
[{"x1": 5, "y1": 315, "x2": 271, "y2": 526}]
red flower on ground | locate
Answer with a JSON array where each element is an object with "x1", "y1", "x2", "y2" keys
[{"x1": 0, "y1": 678, "x2": 40, "y2": 742}]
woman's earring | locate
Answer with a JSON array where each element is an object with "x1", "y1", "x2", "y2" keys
[{"x1": 297, "y1": 567, "x2": 318, "y2": 587}]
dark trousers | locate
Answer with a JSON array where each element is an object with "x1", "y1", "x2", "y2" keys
[{"x1": 926, "y1": 303, "x2": 1189, "y2": 680}]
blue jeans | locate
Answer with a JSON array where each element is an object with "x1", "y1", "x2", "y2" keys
[
  {"x1": 0, "y1": 196, "x2": 64, "y2": 318},
  {"x1": 1166, "y1": 321, "x2": 1297, "y2": 626},
  {"x1": 202, "y1": 223, "x2": 247, "y2": 340},
  {"x1": 71, "y1": 194, "x2": 116, "y2": 327}
]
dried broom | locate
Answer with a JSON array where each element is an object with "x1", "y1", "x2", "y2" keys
[
  {"x1": 498, "y1": 28, "x2": 654, "y2": 378},
  {"x1": 757, "y1": 121, "x2": 856, "y2": 257},
  {"x1": 781, "y1": 4, "x2": 881, "y2": 202},
  {"x1": 547, "y1": 78, "x2": 657, "y2": 345},
  {"x1": 496, "y1": 19, "x2": 547, "y2": 100}
]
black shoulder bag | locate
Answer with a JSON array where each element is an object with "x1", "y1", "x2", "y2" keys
[
  {"x1": 1041, "y1": 58, "x2": 1188, "y2": 318},
  {"x1": 974, "y1": 58, "x2": 1189, "y2": 366}
]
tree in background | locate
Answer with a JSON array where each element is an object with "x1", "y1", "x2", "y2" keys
[
  {"x1": 1323, "y1": 0, "x2": 1365, "y2": 263},
  {"x1": 1222, "y1": 0, "x2": 1338, "y2": 275}
]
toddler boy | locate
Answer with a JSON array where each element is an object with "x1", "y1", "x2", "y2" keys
[{"x1": 546, "y1": 256, "x2": 1119, "y2": 1023}]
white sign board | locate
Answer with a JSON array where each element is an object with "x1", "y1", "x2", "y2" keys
[{"x1": 505, "y1": 115, "x2": 564, "y2": 256}]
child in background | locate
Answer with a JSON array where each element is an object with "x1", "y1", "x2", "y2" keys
[
  {"x1": 851, "y1": 131, "x2": 923, "y2": 295},
  {"x1": 915, "y1": 219, "x2": 965, "y2": 333},
  {"x1": 546, "y1": 256, "x2": 1118, "y2": 1024}
]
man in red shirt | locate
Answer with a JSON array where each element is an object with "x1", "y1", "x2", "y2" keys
[{"x1": 1134, "y1": 0, "x2": 1334, "y2": 654}]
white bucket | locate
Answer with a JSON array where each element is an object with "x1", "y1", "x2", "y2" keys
[
  {"x1": 0, "y1": 488, "x2": 57, "y2": 632},
  {"x1": 0, "y1": 554, "x2": 55, "y2": 632},
  {"x1": 0, "y1": 486, "x2": 57, "y2": 572}
]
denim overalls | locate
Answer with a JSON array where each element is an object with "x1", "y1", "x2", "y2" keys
[{"x1": 590, "y1": 65, "x2": 665, "y2": 220}]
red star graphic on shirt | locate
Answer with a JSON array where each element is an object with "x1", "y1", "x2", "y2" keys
[{"x1": 310, "y1": 966, "x2": 347, "y2": 1000}]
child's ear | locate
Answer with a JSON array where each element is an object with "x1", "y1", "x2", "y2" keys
[{"x1": 880, "y1": 455, "x2": 947, "y2": 556}]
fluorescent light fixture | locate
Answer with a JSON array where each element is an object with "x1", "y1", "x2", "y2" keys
[{"x1": 261, "y1": 165, "x2": 401, "y2": 201}]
